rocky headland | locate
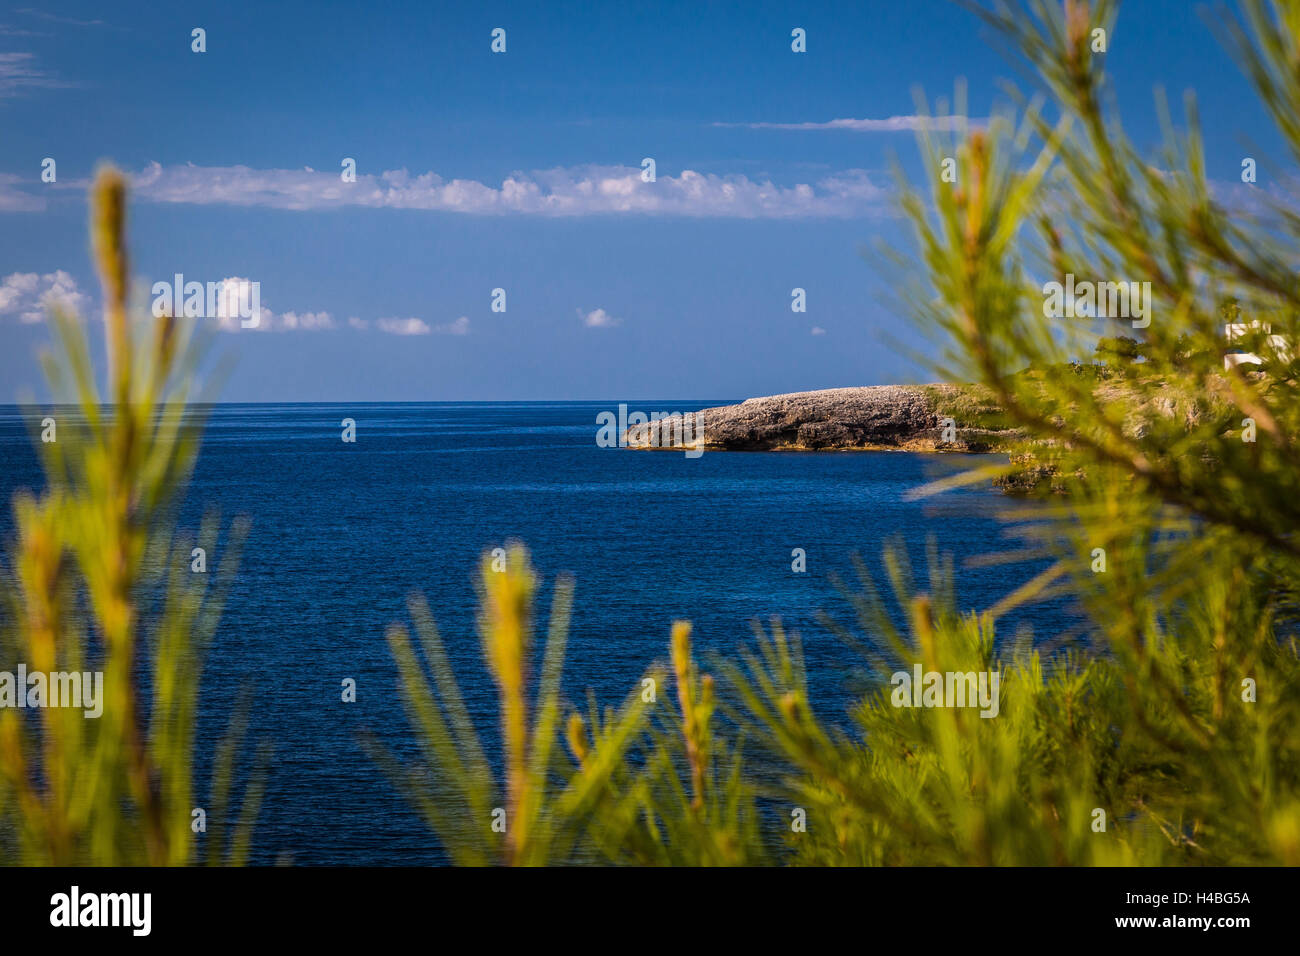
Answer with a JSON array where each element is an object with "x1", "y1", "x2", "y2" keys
[{"x1": 626, "y1": 384, "x2": 1020, "y2": 453}]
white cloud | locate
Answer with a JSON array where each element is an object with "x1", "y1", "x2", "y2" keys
[
  {"x1": 0, "y1": 269, "x2": 459, "y2": 339},
  {"x1": 811, "y1": 326, "x2": 826, "y2": 335},
  {"x1": 434, "y1": 315, "x2": 470, "y2": 335},
  {"x1": 16, "y1": 9, "x2": 107, "y2": 28},
  {"x1": 714, "y1": 115, "x2": 977, "y2": 132},
  {"x1": 580, "y1": 307, "x2": 621, "y2": 328},
  {"x1": 278, "y1": 310, "x2": 335, "y2": 331},
  {"x1": 0, "y1": 270, "x2": 89, "y2": 322},
  {"x1": 124, "y1": 161, "x2": 891, "y2": 219},
  {"x1": 188, "y1": 277, "x2": 333, "y2": 334},
  {"x1": 351, "y1": 314, "x2": 466, "y2": 335},
  {"x1": 376, "y1": 317, "x2": 431, "y2": 336},
  {"x1": 0, "y1": 51, "x2": 71, "y2": 98},
  {"x1": 0, "y1": 174, "x2": 43, "y2": 211}
]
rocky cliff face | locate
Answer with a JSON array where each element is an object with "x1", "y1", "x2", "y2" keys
[{"x1": 626, "y1": 384, "x2": 1011, "y2": 452}]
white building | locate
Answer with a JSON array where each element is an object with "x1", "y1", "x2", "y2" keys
[{"x1": 1224, "y1": 322, "x2": 1290, "y2": 370}]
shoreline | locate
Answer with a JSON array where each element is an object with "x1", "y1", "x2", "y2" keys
[{"x1": 623, "y1": 384, "x2": 1020, "y2": 454}]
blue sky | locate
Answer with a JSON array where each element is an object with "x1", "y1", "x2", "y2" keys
[{"x1": 0, "y1": 0, "x2": 1285, "y2": 401}]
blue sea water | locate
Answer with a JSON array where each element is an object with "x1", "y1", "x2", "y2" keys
[{"x1": 0, "y1": 402, "x2": 1072, "y2": 865}]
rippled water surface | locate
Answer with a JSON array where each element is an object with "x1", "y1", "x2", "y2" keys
[{"x1": 0, "y1": 402, "x2": 1068, "y2": 864}]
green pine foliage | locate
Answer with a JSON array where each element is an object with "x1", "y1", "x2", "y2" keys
[{"x1": 0, "y1": 169, "x2": 266, "y2": 865}]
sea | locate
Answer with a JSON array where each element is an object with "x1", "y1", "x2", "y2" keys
[{"x1": 0, "y1": 401, "x2": 1075, "y2": 864}]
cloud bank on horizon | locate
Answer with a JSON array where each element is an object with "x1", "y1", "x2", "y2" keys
[
  {"x1": 3, "y1": 156, "x2": 903, "y2": 219},
  {"x1": 102, "y1": 161, "x2": 894, "y2": 219}
]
